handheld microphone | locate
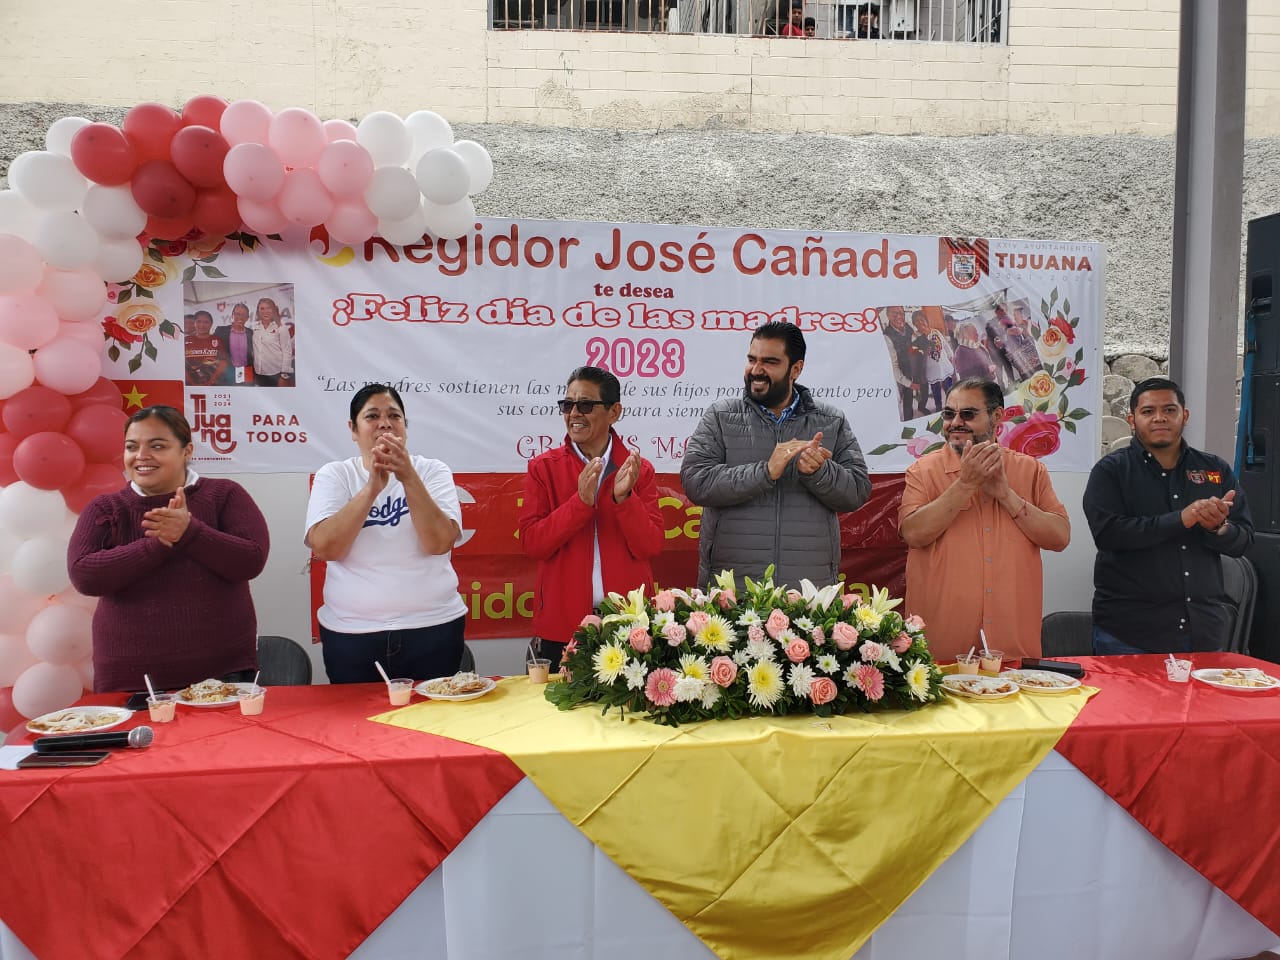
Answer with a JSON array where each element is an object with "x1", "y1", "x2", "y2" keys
[{"x1": 34, "y1": 726, "x2": 154, "y2": 753}]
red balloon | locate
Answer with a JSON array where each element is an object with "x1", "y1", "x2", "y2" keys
[
  {"x1": 131, "y1": 160, "x2": 196, "y2": 219},
  {"x1": 171, "y1": 125, "x2": 230, "y2": 189},
  {"x1": 0, "y1": 688, "x2": 24, "y2": 745},
  {"x1": 62, "y1": 461, "x2": 125, "y2": 513},
  {"x1": 13, "y1": 431, "x2": 86, "y2": 491},
  {"x1": 69, "y1": 123, "x2": 139, "y2": 186},
  {"x1": 2, "y1": 385, "x2": 73, "y2": 439},
  {"x1": 144, "y1": 213, "x2": 197, "y2": 242},
  {"x1": 69, "y1": 377, "x2": 124, "y2": 411},
  {"x1": 0, "y1": 433, "x2": 18, "y2": 486},
  {"x1": 181, "y1": 95, "x2": 229, "y2": 130},
  {"x1": 122, "y1": 102, "x2": 182, "y2": 163},
  {"x1": 66, "y1": 402, "x2": 128, "y2": 463},
  {"x1": 193, "y1": 187, "x2": 241, "y2": 237}
]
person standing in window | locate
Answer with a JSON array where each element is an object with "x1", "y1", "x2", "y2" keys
[{"x1": 252, "y1": 297, "x2": 293, "y2": 387}]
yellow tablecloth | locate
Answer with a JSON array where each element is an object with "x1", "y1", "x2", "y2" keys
[{"x1": 375, "y1": 680, "x2": 1096, "y2": 960}]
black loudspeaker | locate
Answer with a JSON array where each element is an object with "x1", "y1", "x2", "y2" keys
[
  {"x1": 1247, "y1": 533, "x2": 1280, "y2": 665},
  {"x1": 1239, "y1": 212, "x2": 1279, "y2": 530}
]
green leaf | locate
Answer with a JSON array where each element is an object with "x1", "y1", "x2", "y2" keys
[
  {"x1": 128, "y1": 353, "x2": 142, "y2": 373},
  {"x1": 267, "y1": 233, "x2": 283, "y2": 241},
  {"x1": 138, "y1": 287, "x2": 153, "y2": 299},
  {"x1": 1049, "y1": 288, "x2": 1059, "y2": 306},
  {"x1": 1074, "y1": 348, "x2": 1084, "y2": 363},
  {"x1": 158, "y1": 320, "x2": 176, "y2": 339},
  {"x1": 923, "y1": 441, "x2": 945, "y2": 454},
  {"x1": 1068, "y1": 369, "x2": 1085, "y2": 387},
  {"x1": 1063, "y1": 420, "x2": 1077, "y2": 434},
  {"x1": 199, "y1": 264, "x2": 227, "y2": 278},
  {"x1": 117, "y1": 287, "x2": 132, "y2": 303},
  {"x1": 1068, "y1": 408, "x2": 1089, "y2": 420},
  {"x1": 1058, "y1": 393, "x2": 1069, "y2": 415},
  {"x1": 1023, "y1": 400, "x2": 1033, "y2": 414},
  {"x1": 107, "y1": 344, "x2": 120, "y2": 362},
  {"x1": 1062, "y1": 298, "x2": 1071, "y2": 316},
  {"x1": 144, "y1": 339, "x2": 157, "y2": 361},
  {"x1": 1040, "y1": 299, "x2": 1050, "y2": 317},
  {"x1": 182, "y1": 264, "x2": 196, "y2": 283},
  {"x1": 148, "y1": 248, "x2": 164, "y2": 264},
  {"x1": 901, "y1": 427, "x2": 916, "y2": 439},
  {"x1": 1030, "y1": 323, "x2": 1042, "y2": 339},
  {"x1": 868, "y1": 444, "x2": 901, "y2": 456}
]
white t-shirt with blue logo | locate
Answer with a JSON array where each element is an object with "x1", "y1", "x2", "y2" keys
[{"x1": 305, "y1": 454, "x2": 468, "y2": 632}]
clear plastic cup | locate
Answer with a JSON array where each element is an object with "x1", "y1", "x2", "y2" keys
[
  {"x1": 147, "y1": 693, "x2": 178, "y2": 723},
  {"x1": 238, "y1": 685, "x2": 266, "y2": 715},
  {"x1": 1165, "y1": 658, "x2": 1192, "y2": 683},
  {"x1": 979, "y1": 649, "x2": 1005, "y2": 673},
  {"x1": 527, "y1": 658, "x2": 551, "y2": 684},
  {"x1": 388, "y1": 679, "x2": 414, "y2": 706},
  {"x1": 954, "y1": 653, "x2": 981, "y2": 675}
]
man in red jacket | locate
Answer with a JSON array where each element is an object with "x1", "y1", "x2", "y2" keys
[{"x1": 519, "y1": 366, "x2": 665, "y2": 672}]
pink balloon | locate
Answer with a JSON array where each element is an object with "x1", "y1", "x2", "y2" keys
[
  {"x1": 325, "y1": 201, "x2": 378, "y2": 246},
  {"x1": 0, "y1": 434, "x2": 17, "y2": 485},
  {"x1": 11, "y1": 661, "x2": 84, "y2": 719},
  {"x1": 68, "y1": 376, "x2": 123, "y2": 411},
  {"x1": 237, "y1": 197, "x2": 288, "y2": 236},
  {"x1": 66, "y1": 402, "x2": 127, "y2": 463},
  {"x1": 219, "y1": 99, "x2": 273, "y2": 147},
  {"x1": 0, "y1": 293, "x2": 59, "y2": 351},
  {"x1": 318, "y1": 140, "x2": 374, "y2": 198},
  {"x1": 0, "y1": 234, "x2": 45, "y2": 295},
  {"x1": 2, "y1": 384, "x2": 73, "y2": 438},
  {"x1": 0, "y1": 633, "x2": 40, "y2": 687},
  {"x1": 38, "y1": 268, "x2": 106, "y2": 322},
  {"x1": 278, "y1": 169, "x2": 334, "y2": 226},
  {"x1": 269, "y1": 108, "x2": 326, "y2": 169},
  {"x1": 13, "y1": 432, "x2": 86, "y2": 490},
  {"x1": 0, "y1": 574, "x2": 46, "y2": 634},
  {"x1": 223, "y1": 143, "x2": 285, "y2": 202},
  {"x1": 62, "y1": 461, "x2": 124, "y2": 514},
  {"x1": 324, "y1": 119, "x2": 359, "y2": 143},
  {"x1": 32, "y1": 337, "x2": 103, "y2": 395},
  {"x1": 56, "y1": 320, "x2": 104, "y2": 349},
  {"x1": 25, "y1": 603, "x2": 93, "y2": 666},
  {"x1": 0, "y1": 341, "x2": 35, "y2": 400}
]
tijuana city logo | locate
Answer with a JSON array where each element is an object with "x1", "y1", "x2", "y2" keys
[
  {"x1": 1187, "y1": 470, "x2": 1222, "y2": 485},
  {"x1": 938, "y1": 237, "x2": 989, "y2": 290},
  {"x1": 190, "y1": 394, "x2": 236, "y2": 455},
  {"x1": 364, "y1": 495, "x2": 411, "y2": 528}
]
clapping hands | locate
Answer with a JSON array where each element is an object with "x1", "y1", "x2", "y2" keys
[{"x1": 142, "y1": 485, "x2": 191, "y2": 546}]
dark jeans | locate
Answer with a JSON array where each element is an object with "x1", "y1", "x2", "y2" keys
[
  {"x1": 1091, "y1": 625, "x2": 1158, "y2": 656},
  {"x1": 529, "y1": 638, "x2": 567, "y2": 673},
  {"x1": 222, "y1": 668, "x2": 257, "y2": 684},
  {"x1": 255, "y1": 372, "x2": 288, "y2": 387},
  {"x1": 320, "y1": 616, "x2": 466, "y2": 684},
  {"x1": 897, "y1": 384, "x2": 914, "y2": 421}
]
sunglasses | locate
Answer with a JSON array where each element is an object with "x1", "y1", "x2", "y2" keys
[
  {"x1": 557, "y1": 399, "x2": 611, "y2": 415},
  {"x1": 941, "y1": 407, "x2": 984, "y2": 422}
]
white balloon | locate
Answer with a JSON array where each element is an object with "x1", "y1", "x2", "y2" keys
[
  {"x1": 56, "y1": 319, "x2": 104, "y2": 349},
  {"x1": 56, "y1": 586, "x2": 99, "y2": 613},
  {"x1": 11, "y1": 151, "x2": 88, "y2": 213},
  {"x1": 0, "y1": 483, "x2": 71, "y2": 540},
  {"x1": 80, "y1": 184, "x2": 147, "y2": 239},
  {"x1": 0, "y1": 574, "x2": 46, "y2": 635},
  {"x1": 0, "y1": 525, "x2": 20, "y2": 573},
  {"x1": 356, "y1": 111, "x2": 412, "y2": 168},
  {"x1": 76, "y1": 655, "x2": 94, "y2": 691},
  {"x1": 0, "y1": 190, "x2": 43, "y2": 243},
  {"x1": 452, "y1": 140, "x2": 494, "y2": 194},
  {"x1": 11, "y1": 661, "x2": 84, "y2": 719},
  {"x1": 33, "y1": 336, "x2": 102, "y2": 395},
  {"x1": 0, "y1": 340, "x2": 36, "y2": 399},
  {"x1": 377, "y1": 205, "x2": 428, "y2": 247},
  {"x1": 424, "y1": 196, "x2": 477, "y2": 241},
  {"x1": 0, "y1": 632, "x2": 40, "y2": 687},
  {"x1": 364, "y1": 166, "x2": 421, "y2": 221},
  {"x1": 45, "y1": 117, "x2": 91, "y2": 157},
  {"x1": 35, "y1": 211, "x2": 100, "y2": 270},
  {"x1": 405, "y1": 111, "x2": 454, "y2": 163},
  {"x1": 94, "y1": 236, "x2": 145, "y2": 283},
  {"x1": 11, "y1": 537, "x2": 73, "y2": 595},
  {"x1": 0, "y1": 234, "x2": 45, "y2": 295},
  {"x1": 38, "y1": 267, "x2": 106, "y2": 322},
  {"x1": 415, "y1": 148, "x2": 471, "y2": 206},
  {"x1": 25, "y1": 603, "x2": 93, "y2": 666}
]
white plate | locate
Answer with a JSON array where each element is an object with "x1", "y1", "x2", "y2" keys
[
  {"x1": 941, "y1": 675, "x2": 1020, "y2": 700},
  {"x1": 26, "y1": 706, "x2": 133, "y2": 736},
  {"x1": 1000, "y1": 669, "x2": 1082, "y2": 694},
  {"x1": 1191, "y1": 668, "x2": 1280, "y2": 692},
  {"x1": 176, "y1": 682, "x2": 254, "y2": 708},
  {"x1": 415, "y1": 677, "x2": 497, "y2": 702}
]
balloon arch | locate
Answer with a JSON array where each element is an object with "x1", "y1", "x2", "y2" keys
[{"x1": 0, "y1": 97, "x2": 493, "y2": 733}]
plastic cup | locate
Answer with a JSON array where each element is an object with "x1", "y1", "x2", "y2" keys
[
  {"x1": 1165, "y1": 658, "x2": 1192, "y2": 683},
  {"x1": 238, "y1": 685, "x2": 267, "y2": 715},
  {"x1": 527, "y1": 658, "x2": 551, "y2": 684},
  {"x1": 979, "y1": 649, "x2": 1005, "y2": 673},
  {"x1": 147, "y1": 693, "x2": 178, "y2": 723},
  {"x1": 388, "y1": 679, "x2": 414, "y2": 706},
  {"x1": 954, "y1": 653, "x2": 981, "y2": 675}
]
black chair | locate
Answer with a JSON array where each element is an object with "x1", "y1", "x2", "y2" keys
[
  {"x1": 256, "y1": 635, "x2": 313, "y2": 686},
  {"x1": 459, "y1": 643, "x2": 477, "y2": 673},
  {"x1": 1221, "y1": 555, "x2": 1258, "y2": 654},
  {"x1": 1039, "y1": 611, "x2": 1093, "y2": 658}
]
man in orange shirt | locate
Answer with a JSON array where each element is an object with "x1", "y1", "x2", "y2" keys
[{"x1": 898, "y1": 378, "x2": 1070, "y2": 660}]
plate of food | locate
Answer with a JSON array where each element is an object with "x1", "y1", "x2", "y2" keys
[
  {"x1": 1191, "y1": 667, "x2": 1280, "y2": 692},
  {"x1": 1000, "y1": 669, "x2": 1083, "y2": 694},
  {"x1": 941, "y1": 675, "x2": 1020, "y2": 700},
  {"x1": 176, "y1": 678, "x2": 253, "y2": 707},
  {"x1": 415, "y1": 672, "x2": 497, "y2": 702},
  {"x1": 26, "y1": 706, "x2": 133, "y2": 736}
]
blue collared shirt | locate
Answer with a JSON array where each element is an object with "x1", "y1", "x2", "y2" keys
[{"x1": 758, "y1": 389, "x2": 801, "y2": 425}]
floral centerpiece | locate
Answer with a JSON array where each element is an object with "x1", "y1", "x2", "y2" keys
[{"x1": 545, "y1": 568, "x2": 945, "y2": 726}]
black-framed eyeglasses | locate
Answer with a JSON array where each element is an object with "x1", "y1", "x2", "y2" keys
[
  {"x1": 557, "y1": 399, "x2": 611, "y2": 415},
  {"x1": 941, "y1": 407, "x2": 984, "y2": 422}
]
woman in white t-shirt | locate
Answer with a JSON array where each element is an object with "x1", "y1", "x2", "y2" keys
[{"x1": 304, "y1": 384, "x2": 467, "y2": 683}]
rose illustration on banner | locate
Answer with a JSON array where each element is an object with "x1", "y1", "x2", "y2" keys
[
  {"x1": 1002, "y1": 411, "x2": 1063, "y2": 459},
  {"x1": 102, "y1": 301, "x2": 174, "y2": 373}
]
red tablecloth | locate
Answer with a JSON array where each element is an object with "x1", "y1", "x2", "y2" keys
[
  {"x1": 1055, "y1": 653, "x2": 1280, "y2": 935},
  {"x1": 0, "y1": 685, "x2": 523, "y2": 960}
]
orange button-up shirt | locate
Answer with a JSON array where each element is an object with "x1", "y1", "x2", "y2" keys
[{"x1": 899, "y1": 445, "x2": 1068, "y2": 660}]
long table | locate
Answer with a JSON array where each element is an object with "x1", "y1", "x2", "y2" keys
[{"x1": 2, "y1": 656, "x2": 1278, "y2": 959}]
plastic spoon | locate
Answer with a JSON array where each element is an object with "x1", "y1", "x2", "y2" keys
[
  {"x1": 144, "y1": 674, "x2": 156, "y2": 699},
  {"x1": 374, "y1": 660, "x2": 392, "y2": 688}
]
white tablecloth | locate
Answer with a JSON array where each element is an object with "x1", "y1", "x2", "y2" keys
[{"x1": 3, "y1": 752, "x2": 1276, "y2": 960}]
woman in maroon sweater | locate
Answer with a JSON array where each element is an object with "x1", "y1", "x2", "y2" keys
[{"x1": 67, "y1": 406, "x2": 270, "y2": 692}]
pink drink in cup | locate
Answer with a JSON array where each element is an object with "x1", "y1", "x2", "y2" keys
[
  {"x1": 954, "y1": 652, "x2": 981, "y2": 675},
  {"x1": 147, "y1": 693, "x2": 177, "y2": 723},
  {"x1": 238, "y1": 685, "x2": 266, "y2": 715}
]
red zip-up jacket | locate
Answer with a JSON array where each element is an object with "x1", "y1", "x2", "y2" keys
[{"x1": 519, "y1": 430, "x2": 665, "y2": 644}]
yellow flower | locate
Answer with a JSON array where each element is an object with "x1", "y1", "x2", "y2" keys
[
  {"x1": 593, "y1": 644, "x2": 628, "y2": 684},
  {"x1": 1017, "y1": 370, "x2": 1059, "y2": 409},
  {"x1": 906, "y1": 661, "x2": 933, "y2": 702},
  {"x1": 865, "y1": 586, "x2": 902, "y2": 617},
  {"x1": 115, "y1": 302, "x2": 163, "y2": 336},
  {"x1": 131, "y1": 257, "x2": 179, "y2": 291},
  {"x1": 695, "y1": 614, "x2": 734, "y2": 652},
  {"x1": 602, "y1": 586, "x2": 650, "y2": 631},
  {"x1": 854, "y1": 606, "x2": 883, "y2": 632},
  {"x1": 679, "y1": 654, "x2": 710, "y2": 680},
  {"x1": 746, "y1": 660, "x2": 784, "y2": 709}
]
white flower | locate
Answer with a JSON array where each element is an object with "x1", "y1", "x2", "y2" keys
[
  {"x1": 695, "y1": 614, "x2": 735, "y2": 652},
  {"x1": 699, "y1": 682, "x2": 722, "y2": 709},
  {"x1": 793, "y1": 616, "x2": 815, "y2": 633},
  {"x1": 745, "y1": 635, "x2": 775, "y2": 661},
  {"x1": 775, "y1": 628, "x2": 800, "y2": 646},
  {"x1": 733, "y1": 649, "x2": 752, "y2": 666},
  {"x1": 854, "y1": 606, "x2": 883, "y2": 632},
  {"x1": 842, "y1": 664, "x2": 861, "y2": 687},
  {"x1": 746, "y1": 660, "x2": 785, "y2": 709},
  {"x1": 905, "y1": 661, "x2": 933, "y2": 702},
  {"x1": 788, "y1": 663, "x2": 815, "y2": 697},
  {"x1": 679, "y1": 654, "x2": 710, "y2": 680},
  {"x1": 674, "y1": 676, "x2": 705, "y2": 703},
  {"x1": 690, "y1": 589, "x2": 709, "y2": 605},
  {"x1": 653, "y1": 610, "x2": 674, "y2": 630},
  {"x1": 797, "y1": 578, "x2": 843, "y2": 611},
  {"x1": 736, "y1": 608, "x2": 762, "y2": 627},
  {"x1": 592, "y1": 643, "x2": 628, "y2": 684},
  {"x1": 816, "y1": 654, "x2": 840, "y2": 675},
  {"x1": 881, "y1": 649, "x2": 902, "y2": 673},
  {"x1": 622, "y1": 659, "x2": 648, "y2": 691},
  {"x1": 613, "y1": 624, "x2": 633, "y2": 645}
]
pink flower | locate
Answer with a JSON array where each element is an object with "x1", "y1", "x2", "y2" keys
[
  {"x1": 861, "y1": 641, "x2": 886, "y2": 663},
  {"x1": 654, "y1": 590, "x2": 675, "y2": 612},
  {"x1": 904, "y1": 614, "x2": 925, "y2": 633},
  {"x1": 765, "y1": 609, "x2": 790, "y2": 639},
  {"x1": 1048, "y1": 313, "x2": 1075, "y2": 344},
  {"x1": 717, "y1": 588, "x2": 737, "y2": 610},
  {"x1": 747, "y1": 623, "x2": 765, "y2": 644},
  {"x1": 564, "y1": 638, "x2": 579, "y2": 658},
  {"x1": 629, "y1": 626, "x2": 653, "y2": 653},
  {"x1": 811, "y1": 626, "x2": 825, "y2": 646},
  {"x1": 892, "y1": 633, "x2": 912, "y2": 654},
  {"x1": 687, "y1": 611, "x2": 710, "y2": 636},
  {"x1": 785, "y1": 638, "x2": 811, "y2": 663},
  {"x1": 854, "y1": 664, "x2": 885, "y2": 701},
  {"x1": 645, "y1": 668, "x2": 679, "y2": 707},
  {"x1": 710, "y1": 656, "x2": 738, "y2": 688},
  {"x1": 1002, "y1": 411, "x2": 1062, "y2": 460},
  {"x1": 809, "y1": 677, "x2": 838, "y2": 705},
  {"x1": 562, "y1": 667, "x2": 573, "y2": 682},
  {"x1": 832, "y1": 622, "x2": 859, "y2": 651},
  {"x1": 905, "y1": 436, "x2": 932, "y2": 459},
  {"x1": 662, "y1": 622, "x2": 687, "y2": 646},
  {"x1": 785, "y1": 589, "x2": 802, "y2": 604},
  {"x1": 580, "y1": 614, "x2": 602, "y2": 629},
  {"x1": 842, "y1": 593, "x2": 861, "y2": 610}
]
